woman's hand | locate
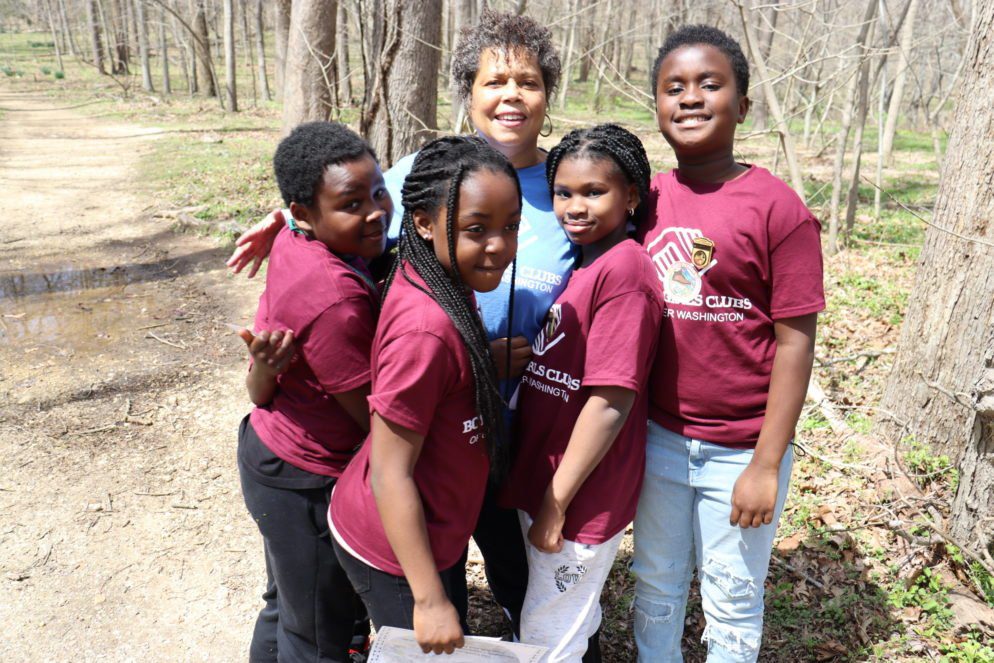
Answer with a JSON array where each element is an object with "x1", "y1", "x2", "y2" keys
[
  {"x1": 730, "y1": 462, "x2": 779, "y2": 528},
  {"x1": 491, "y1": 336, "x2": 532, "y2": 379},
  {"x1": 226, "y1": 210, "x2": 286, "y2": 278},
  {"x1": 528, "y1": 488, "x2": 566, "y2": 553},
  {"x1": 412, "y1": 595, "x2": 465, "y2": 655}
]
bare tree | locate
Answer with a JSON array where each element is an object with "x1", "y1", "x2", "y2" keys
[
  {"x1": 134, "y1": 0, "x2": 154, "y2": 91},
  {"x1": 253, "y1": 0, "x2": 270, "y2": 100},
  {"x1": 273, "y1": 0, "x2": 290, "y2": 102},
  {"x1": 336, "y1": 0, "x2": 351, "y2": 104},
  {"x1": 223, "y1": 0, "x2": 237, "y2": 110},
  {"x1": 881, "y1": 0, "x2": 920, "y2": 164},
  {"x1": 44, "y1": 0, "x2": 64, "y2": 71},
  {"x1": 87, "y1": 0, "x2": 106, "y2": 73},
  {"x1": 191, "y1": 0, "x2": 216, "y2": 96},
  {"x1": 158, "y1": 3, "x2": 171, "y2": 93},
  {"x1": 282, "y1": 0, "x2": 337, "y2": 131},
  {"x1": 877, "y1": 0, "x2": 994, "y2": 568}
]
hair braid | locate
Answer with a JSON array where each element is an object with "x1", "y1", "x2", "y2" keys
[
  {"x1": 545, "y1": 123, "x2": 652, "y2": 231},
  {"x1": 382, "y1": 135, "x2": 521, "y2": 478}
]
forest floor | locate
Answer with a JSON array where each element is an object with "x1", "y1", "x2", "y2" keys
[{"x1": 2, "y1": 34, "x2": 994, "y2": 662}]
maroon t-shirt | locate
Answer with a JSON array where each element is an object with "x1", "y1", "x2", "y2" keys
[
  {"x1": 639, "y1": 166, "x2": 825, "y2": 447},
  {"x1": 249, "y1": 225, "x2": 377, "y2": 477},
  {"x1": 329, "y1": 264, "x2": 489, "y2": 575},
  {"x1": 500, "y1": 240, "x2": 663, "y2": 544}
]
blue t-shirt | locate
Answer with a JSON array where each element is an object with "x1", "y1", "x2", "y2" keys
[{"x1": 383, "y1": 152, "x2": 578, "y2": 403}]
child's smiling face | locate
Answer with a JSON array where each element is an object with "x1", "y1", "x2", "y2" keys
[
  {"x1": 414, "y1": 168, "x2": 521, "y2": 293},
  {"x1": 654, "y1": 44, "x2": 749, "y2": 160},
  {"x1": 290, "y1": 153, "x2": 393, "y2": 259},
  {"x1": 553, "y1": 156, "x2": 637, "y2": 249}
]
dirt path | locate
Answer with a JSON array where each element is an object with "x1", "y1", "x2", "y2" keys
[{"x1": 0, "y1": 88, "x2": 265, "y2": 661}]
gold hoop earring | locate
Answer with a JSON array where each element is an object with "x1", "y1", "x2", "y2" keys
[{"x1": 539, "y1": 113, "x2": 553, "y2": 138}]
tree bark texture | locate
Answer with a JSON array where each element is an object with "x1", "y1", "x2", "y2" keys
[
  {"x1": 337, "y1": 0, "x2": 352, "y2": 103},
  {"x1": 881, "y1": 0, "x2": 919, "y2": 164},
  {"x1": 281, "y1": 0, "x2": 337, "y2": 132},
  {"x1": 273, "y1": 0, "x2": 291, "y2": 102},
  {"x1": 877, "y1": 0, "x2": 994, "y2": 559},
  {"x1": 159, "y1": 5, "x2": 171, "y2": 94},
  {"x1": 365, "y1": 0, "x2": 442, "y2": 167}
]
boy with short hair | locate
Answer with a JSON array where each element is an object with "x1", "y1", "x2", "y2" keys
[
  {"x1": 237, "y1": 121, "x2": 391, "y2": 662},
  {"x1": 633, "y1": 25, "x2": 825, "y2": 662}
]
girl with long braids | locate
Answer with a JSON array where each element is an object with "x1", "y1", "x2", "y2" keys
[
  {"x1": 500, "y1": 125, "x2": 662, "y2": 662},
  {"x1": 229, "y1": 11, "x2": 571, "y2": 636},
  {"x1": 327, "y1": 135, "x2": 520, "y2": 656}
]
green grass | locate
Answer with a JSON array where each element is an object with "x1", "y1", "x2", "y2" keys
[{"x1": 830, "y1": 272, "x2": 909, "y2": 327}]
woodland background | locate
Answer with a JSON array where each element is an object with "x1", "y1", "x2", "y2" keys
[{"x1": 0, "y1": 0, "x2": 993, "y2": 660}]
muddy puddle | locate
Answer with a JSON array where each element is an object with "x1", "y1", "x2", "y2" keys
[{"x1": 0, "y1": 261, "x2": 179, "y2": 364}]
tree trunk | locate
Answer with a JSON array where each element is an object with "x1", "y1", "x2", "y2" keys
[
  {"x1": 557, "y1": 0, "x2": 578, "y2": 110},
  {"x1": 223, "y1": 0, "x2": 237, "y2": 109},
  {"x1": 192, "y1": 0, "x2": 216, "y2": 97},
  {"x1": 336, "y1": 0, "x2": 351, "y2": 104},
  {"x1": 364, "y1": 0, "x2": 442, "y2": 166},
  {"x1": 449, "y1": 0, "x2": 474, "y2": 127},
  {"x1": 592, "y1": 0, "x2": 613, "y2": 113},
  {"x1": 253, "y1": 0, "x2": 270, "y2": 101},
  {"x1": 87, "y1": 0, "x2": 106, "y2": 73},
  {"x1": 282, "y1": 0, "x2": 337, "y2": 132},
  {"x1": 877, "y1": 0, "x2": 994, "y2": 562},
  {"x1": 750, "y1": 3, "x2": 778, "y2": 131},
  {"x1": 134, "y1": 0, "x2": 154, "y2": 91},
  {"x1": 44, "y1": 0, "x2": 65, "y2": 71},
  {"x1": 169, "y1": 3, "x2": 194, "y2": 94},
  {"x1": 159, "y1": 5, "x2": 172, "y2": 94},
  {"x1": 843, "y1": 20, "x2": 876, "y2": 240},
  {"x1": 880, "y1": 0, "x2": 919, "y2": 163},
  {"x1": 111, "y1": 0, "x2": 129, "y2": 73},
  {"x1": 825, "y1": 0, "x2": 877, "y2": 254},
  {"x1": 57, "y1": 0, "x2": 78, "y2": 57},
  {"x1": 273, "y1": 0, "x2": 291, "y2": 102}
]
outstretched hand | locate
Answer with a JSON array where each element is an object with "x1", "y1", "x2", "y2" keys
[{"x1": 226, "y1": 210, "x2": 285, "y2": 278}]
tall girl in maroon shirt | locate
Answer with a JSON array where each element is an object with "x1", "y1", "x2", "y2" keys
[{"x1": 328, "y1": 136, "x2": 520, "y2": 656}]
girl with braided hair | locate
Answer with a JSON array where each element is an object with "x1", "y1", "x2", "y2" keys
[
  {"x1": 328, "y1": 135, "x2": 521, "y2": 656},
  {"x1": 500, "y1": 124, "x2": 663, "y2": 662},
  {"x1": 230, "y1": 10, "x2": 573, "y2": 637}
]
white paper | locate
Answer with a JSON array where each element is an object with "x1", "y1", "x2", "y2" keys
[{"x1": 367, "y1": 626, "x2": 548, "y2": 663}]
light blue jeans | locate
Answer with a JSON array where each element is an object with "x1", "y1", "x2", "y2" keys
[{"x1": 632, "y1": 421, "x2": 793, "y2": 662}]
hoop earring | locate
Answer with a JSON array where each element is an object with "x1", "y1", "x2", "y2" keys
[
  {"x1": 627, "y1": 208, "x2": 635, "y2": 217},
  {"x1": 539, "y1": 113, "x2": 553, "y2": 138}
]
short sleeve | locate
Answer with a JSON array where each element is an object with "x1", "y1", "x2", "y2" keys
[
  {"x1": 583, "y1": 291, "x2": 662, "y2": 392},
  {"x1": 302, "y1": 296, "x2": 376, "y2": 393},
  {"x1": 368, "y1": 331, "x2": 456, "y2": 436},
  {"x1": 770, "y1": 217, "x2": 826, "y2": 319}
]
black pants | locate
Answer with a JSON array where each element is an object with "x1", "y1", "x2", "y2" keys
[
  {"x1": 332, "y1": 538, "x2": 470, "y2": 633},
  {"x1": 239, "y1": 465, "x2": 367, "y2": 662},
  {"x1": 452, "y1": 477, "x2": 529, "y2": 635}
]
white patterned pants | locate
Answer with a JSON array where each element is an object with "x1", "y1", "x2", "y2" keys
[{"x1": 518, "y1": 511, "x2": 624, "y2": 662}]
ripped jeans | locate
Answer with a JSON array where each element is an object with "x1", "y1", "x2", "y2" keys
[{"x1": 631, "y1": 421, "x2": 793, "y2": 662}]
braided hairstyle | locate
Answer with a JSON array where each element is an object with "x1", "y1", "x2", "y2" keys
[
  {"x1": 382, "y1": 135, "x2": 521, "y2": 477},
  {"x1": 545, "y1": 123, "x2": 652, "y2": 230}
]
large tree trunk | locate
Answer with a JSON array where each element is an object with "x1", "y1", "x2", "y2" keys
[
  {"x1": 877, "y1": 0, "x2": 994, "y2": 561},
  {"x1": 253, "y1": 0, "x2": 270, "y2": 101},
  {"x1": 191, "y1": 0, "x2": 216, "y2": 97},
  {"x1": 223, "y1": 0, "x2": 237, "y2": 110},
  {"x1": 273, "y1": 0, "x2": 291, "y2": 102},
  {"x1": 134, "y1": 0, "x2": 154, "y2": 91},
  {"x1": 363, "y1": 0, "x2": 442, "y2": 166},
  {"x1": 282, "y1": 0, "x2": 337, "y2": 132}
]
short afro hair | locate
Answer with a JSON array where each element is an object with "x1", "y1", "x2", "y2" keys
[
  {"x1": 273, "y1": 121, "x2": 377, "y2": 208},
  {"x1": 450, "y1": 9, "x2": 561, "y2": 107},
  {"x1": 650, "y1": 25, "x2": 750, "y2": 99}
]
